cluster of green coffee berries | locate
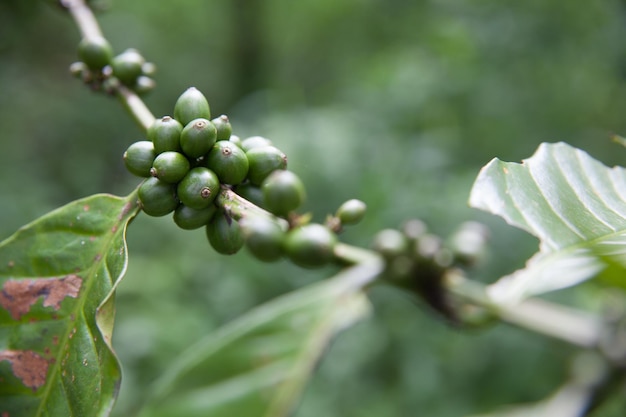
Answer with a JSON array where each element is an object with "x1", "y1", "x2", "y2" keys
[
  {"x1": 123, "y1": 87, "x2": 367, "y2": 268},
  {"x1": 370, "y1": 219, "x2": 489, "y2": 322},
  {"x1": 371, "y1": 219, "x2": 489, "y2": 282},
  {"x1": 70, "y1": 36, "x2": 155, "y2": 94}
]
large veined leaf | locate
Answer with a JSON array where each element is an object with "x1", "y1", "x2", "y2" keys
[
  {"x1": 0, "y1": 193, "x2": 140, "y2": 416},
  {"x1": 137, "y1": 259, "x2": 383, "y2": 417},
  {"x1": 469, "y1": 142, "x2": 626, "y2": 302}
]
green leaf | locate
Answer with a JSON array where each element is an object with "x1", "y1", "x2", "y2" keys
[
  {"x1": 138, "y1": 260, "x2": 383, "y2": 417},
  {"x1": 0, "y1": 193, "x2": 140, "y2": 416},
  {"x1": 469, "y1": 142, "x2": 626, "y2": 302}
]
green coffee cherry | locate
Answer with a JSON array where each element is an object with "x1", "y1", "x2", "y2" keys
[
  {"x1": 180, "y1": 118, "x2": 217, "y2": 158},
  {"x1": 111, "y1": 48, "x2": 145, "y2": 86},
  {"x1": 138, "y1": 177, "x2": 179, "y2": 217},
  {"x1": 336, "y1": 199, "x2": 367, "y2": 225},
  {"x1": 211, "y1": 115, "x2": 233, "y2": 141},
  {"x1": 447, "y1": 221, "x2": 489, "y2": 266},
  {"x1": 177, "y1": 167, "x2": 220, "y2": 209},
  {"x1": 134, "y1": 75, "x2": 156, "y2": 95},
  {"x1": 240, "y1": 217, "x2": 285, "y2": 262},
  {"x1": 234, "y1": 183, "x2": 267, "y2": 209},
  {"x1": 246, "y1": 146, "x2": 288, "y2": 185},
  {"x1": 206, "y1": 141, "x2": 249, "y2": 185},
  {"x1": 148, "y1": 116, "x2": 183, "y2": 154},
  {"x1": 69, "y1": 61, "x2": 88, "y2": 79},
  {"x1": 123, "y1": 141, "x2": 156, "y2": 177},
  {"x1": 261, "y1": 170, "x2": 305, "y2": 216},
  {"x1": 101, "y1": 76, "x2": 120, "y2": 94},
  {"x1": 371, "y1": 229, "x2": 408, "y2": 259},
  {"x1": 150, "y1": 151, "x2": 190, "y2": 183},
  {"x1": 173, "y1": 204, "x2": 217, "y2": 230},
  {"x1": 174, "y1": 87, "x2": 211, "y2": 126},
  {"x1": 229, "y1": 135, "x2": 243, "y2": 148},
  {"x1": 283, "y1": 224, "x2": 337, "y2": 268},
  {"x1": 141, "y1": 62, "x2": 157, "y2": 76},
  {"x1": 402, "y1": 219, "x2": 427, "y2": 241},
  {"x1": 206, "y1": 212, "x2": 245, "y2": 255},
  {"x1": 78, "y1": 36, "x2": 113, "y2": 70},
  {"x1": 241, "y1": 136, "x2": 273, "y2": 152}
]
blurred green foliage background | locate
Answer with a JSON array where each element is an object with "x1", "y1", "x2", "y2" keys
[{"x1": 2, "y1": 0, "x2": 626, "y2": 415}]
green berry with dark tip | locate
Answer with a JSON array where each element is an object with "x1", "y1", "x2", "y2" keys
[
  {"x1": 173, "y1": 204, "x2": 217, "y2": 230},
  {"x1": 148, "y1": 116, "x2": 183, "y2": 154},
  {"x1": 174, "y1": 87, "x2": 211, "y2": 126},
  {"x1": 123, "y1": 141, "x2": 156, "y2": 177},
  {"x1": 150, "y1": 151, "x2": 190, "y2": 183},
  {"x1": 206, "y1": 212, "x2": 245, "y2": 255},
  {"x1": 111, "y1": 48, "x2": 145, "y2": 86},
  {"x1": 336, "y1": 199, "x2": 367, "y2": 225},
  {"x1": 240, "y1": 217, "x2": 285, "y2": 262},
  {"x1": 246, "y1": 146, "x2": 288, "y2": 185},
  {"x1": 138, "y1": 177, "x2": 179, "y2": 217},
  {"x1": 234, "y1": 183, "x2": 267, "y2": 209},
  {"x1": 241, "y1": 136, "x2": 273, "y2": 152},
  {"x1": 261, "y1": 170, "x2": 305, "y2": 216},
  {"x1": 283, "y1": 224, "x2": 337, "y2": 268},
  {"x1": 78, "y1": 36, "x2": 113, "y2": 70},
  {"x1": 177, "y1": 167, "x2": 220, "y2": 209},
  {"x1": 180, "y1": 118, "x2": 217, "y2": 158},
  {"x1": 211, "y1": 115, "x2": 233, "y2": 141},
  {"x1": 206, "y1": 141, "x2": 249, "y2": 185}
]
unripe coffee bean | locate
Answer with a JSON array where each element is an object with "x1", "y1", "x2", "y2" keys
[
  {"x1": 211, "y1": 115, "x2": 233, "y2": 141},
  {"x1": 246, "y1": 146, "x2": 288, "y2": 185},
  {"x1": 261, "y1": 170, "x2": 305, "y2": 216},
  {"x1": 234, "y1": 183, "x2": 267, "y2": 209},
  {"x1": 111, "y1": 48, "x2": 145, "y2": 86},
  {"x1": 148, "y1": 116, "x2": 183, "y2": 154},
  {"x1": 78, "y1": 36, "x2": 113, "y2": 70},
  {"x1": 336, "y1": 199, "x2": 367, "y2": 225},
  {"x1": 177, "y1": 167, "x2": 220, "y2": 209},
  {"x1": 173, "y1": 204, "x2": 217, "y2": 230},
  {"x1": 174, "y1": 87, "x2": 211, "y2": 126},
  {"x1": 283, "y1": 224, "x2": 337, "y2": 268},
  {"x1": 241, "y1": 136, "x2": 273, "y2": 152},
  {"x1": 371, "y1": 229, "x2": 408, "y2": 259},
  {"x1": 150, "y1": 151, "x2": 190, "y2": 184},
  {"x1": 123, "y1": 141, "x2": 156, "y2": 177},
  {"x1": 229, "y1": 135, "x2": 243, "y2": 148},
  {"x1": 180, "y1": 118, "x2": 217, "y2": 158},
  {"x1": 206, "y1": 212, "x2": 244, "y2": 255},
  {"x1": 134, "y1": 75, "x2": 156, "y2": 95},
  {"x1": 206, "y1": 141, "x2": 249, "y2": 185},
  {"x1": 240, "y1": 217, "x2": 285, "y2": 262},
  {"x1": 138, "y1": 177, "x2": 179, "y2": 217}
]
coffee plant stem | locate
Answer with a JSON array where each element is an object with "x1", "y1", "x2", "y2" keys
[
  {"x1": 217, "y1": 186, "x2": 289, "y2": 227},
  {"x1": 61, "y1": 0, "x2": 611, "y2": 354},
  {"x1": 61, "y1": 0, "x2": 103, "y2": 39},
  {"x1": 115, "y1": 85, "x2": 156, "y2": 133},
  {"x1": 333, "y1": 243, "x2": 382, "y2": 267},
  {"x1": 444, "y1": 271, "x2": 605, "y2": 349}
]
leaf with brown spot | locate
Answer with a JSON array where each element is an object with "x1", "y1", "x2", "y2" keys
[{"x1": 0, "y1": 192, "x2": 140, "y2": 417}]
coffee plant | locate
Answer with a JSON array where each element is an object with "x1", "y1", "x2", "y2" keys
[{"x1": 1, "y1": 1, "x2": 626, "y2": 416}]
